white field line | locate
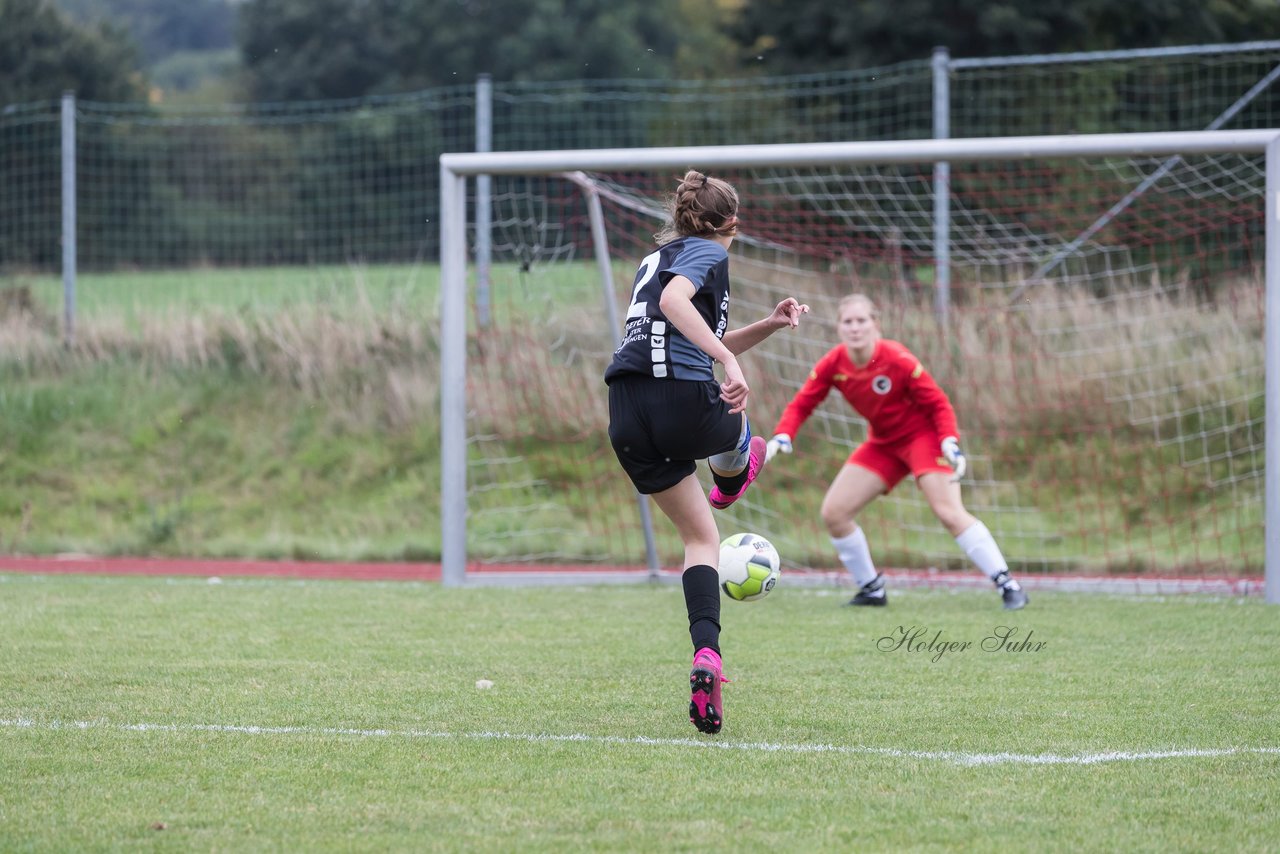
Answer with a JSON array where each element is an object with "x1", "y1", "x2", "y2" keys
[{"x1": 2, "y1": 717, "x2": 1277, "y2": 767}]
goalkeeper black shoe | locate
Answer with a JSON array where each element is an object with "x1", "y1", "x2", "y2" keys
[
  {"x1": 845, "y1": 573, "x2": 887, "y2": 606},
  {"x1": 993, "y1": 571, "x2": 1028, "y2": 610}
]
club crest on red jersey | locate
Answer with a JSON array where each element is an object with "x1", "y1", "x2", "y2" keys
[{"x1": 872, "y1": 375, "x2": 892, "y2": 395}]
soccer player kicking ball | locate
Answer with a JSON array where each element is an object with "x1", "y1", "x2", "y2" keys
[
  {"x1": 605, "y1": 170, "x2": 809, "y2": 734},
  {"x1": 765, "y1": 293, "x2": 1027, "y2": 610}
]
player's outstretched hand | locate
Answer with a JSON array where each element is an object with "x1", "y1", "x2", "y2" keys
[
  {"x1": 770, "y1": 298, "x2": 810, "y2": 329},
  {"x1": 765, "y1": 433, "x2": 792, "y2": 463},
  {"x1": 941, "y1": 436, "x2": 966, "y2": 482}
]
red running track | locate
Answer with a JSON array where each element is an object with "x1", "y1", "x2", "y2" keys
[
  {"x1": 0, "y1": 555, "x2": 653, "y2": 582},
  {"x1": 0, "y1": 555, "x2": 1264, "y2": 596}
]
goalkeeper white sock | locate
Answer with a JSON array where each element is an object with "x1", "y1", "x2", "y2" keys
[
  {"x1": 831, "y1": 527, "x2": 878, "y2": 587},
  {"x1": 955, "y1": 520, "x2": 1009, "y2": 581}
]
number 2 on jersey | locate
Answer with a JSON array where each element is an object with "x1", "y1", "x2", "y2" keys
[{"x1": 625, "y1": 250, "x2": 661, "y2": 320}]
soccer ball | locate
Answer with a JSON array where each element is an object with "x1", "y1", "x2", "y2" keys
[{"x1": 718, "y1": 532, "x2": 781, "y2": 602}]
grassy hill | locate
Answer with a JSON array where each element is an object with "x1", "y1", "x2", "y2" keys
[
  {"x1": 0, "y1": 262, "x2": 1264, "y2": 574},
  {"x1": 2, "y1": 266, "x2": 443, "y2": 561}
]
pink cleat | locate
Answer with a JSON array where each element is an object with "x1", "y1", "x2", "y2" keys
[
  {"x1": 708, "y1": 436, "x2": 767, "y2": 510},
  {"x1": 689, "y1": 647, "x2": 727, "y2": 734}
]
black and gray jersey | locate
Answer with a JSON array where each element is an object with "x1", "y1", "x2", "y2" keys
[{"x1": 604, "y1": 236, "x2": 730, "y2": 384}]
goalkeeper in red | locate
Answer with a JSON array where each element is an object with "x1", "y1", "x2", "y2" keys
[{"x1": 766, "y1": 293, "x2": 1027, "y2": 610}]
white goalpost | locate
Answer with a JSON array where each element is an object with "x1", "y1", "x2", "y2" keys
[{"x1": 439, "y1": 131, "x2": 1280, "y2": 602}]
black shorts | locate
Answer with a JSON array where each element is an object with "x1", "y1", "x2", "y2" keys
[{"x1": 607, "y1": 375, "x2": 744, "y2": 495}]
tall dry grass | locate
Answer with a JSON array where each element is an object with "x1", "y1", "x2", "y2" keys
[
  {"x1": 730, "y1": 255, "x2": 1262, "y2": 445},
  {"x1": 0, "y1": 292, "x2": 440, "y2": 431},
  {"x1": 0, "y1": 267, "x2": 1262, "y2": 448}
]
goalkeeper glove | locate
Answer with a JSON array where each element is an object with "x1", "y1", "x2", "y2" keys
[
  {"x1": 941, "y1": 436, "x2": 966, "y2": 482},
  {"x1": 765, "y1": 433, "x2": 793, "y2": 463}
]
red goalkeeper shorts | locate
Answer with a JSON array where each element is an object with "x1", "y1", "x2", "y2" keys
[{"x1": 848, "y1": 431, "x2": 952, "y2": 492}]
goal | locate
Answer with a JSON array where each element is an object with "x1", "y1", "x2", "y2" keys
[{"x1": 439, "y1": 132, "x2": 1280, "y2": 600}]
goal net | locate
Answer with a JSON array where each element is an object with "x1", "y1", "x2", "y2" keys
[{"x1": 440, "y1": 133, "x2": 1276, "y2": 591}]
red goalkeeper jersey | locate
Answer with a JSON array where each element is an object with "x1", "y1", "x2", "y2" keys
[{"x1": 772, "y1": 339, "x2": 959, "y2": 444}]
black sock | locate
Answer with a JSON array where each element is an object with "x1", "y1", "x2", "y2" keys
[
  {"x1": 682, "y1": 564, "x2": 721, "y2": 655},
  {"x1": 712, "y1": 468, "x2": 748, "y2": 496}
]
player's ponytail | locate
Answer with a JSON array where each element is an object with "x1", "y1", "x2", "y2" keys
[{"x1": 655, "y1": 170, "x2": 740, "y2": 244}]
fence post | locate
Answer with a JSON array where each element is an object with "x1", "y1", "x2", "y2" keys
[
  {"x1": 1267, "y1": 134, "x2": 1280, "y2": 604},
  {"x1": 440, "y1": 162, "x2": 469, "y2": 587},
  {"x1": 61, "y1": 91, "x2": 76, "y2": 347},
  {"x1": 931, "y1": 47, "x2": 951, "y2": 326},
  {"x1": 475, "y1": 74, "x2": 493, "y2": 328}
]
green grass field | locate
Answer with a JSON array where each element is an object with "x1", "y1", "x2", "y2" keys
[
  {"x1": 22, "y1": 264, "x2": 440, "y2": 317},
  {"x1": 2, "y1": 571, "x2": 1277, "y2": 851}
]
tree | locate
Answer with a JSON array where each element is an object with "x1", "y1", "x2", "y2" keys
[
  {"x1": 728, "y1": 0, "x2": 1280, "y2": 73},
  {"x1": 0, "y1": 0, "x2": 146, "y2": 104},
  {"x1": 53, "y1": 0, "x2": 235, "y2": 64},
  {"x1": 1085, "y1": 0, "x2": 1280, "y2": 51},
  {"x1": 237, "y1": 0, "x2": 736, "y2": 101}
]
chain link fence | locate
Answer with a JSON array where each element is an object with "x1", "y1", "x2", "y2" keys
[{"x1": 2, "y1": 42, "x2": 1278, "y2": 276}]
